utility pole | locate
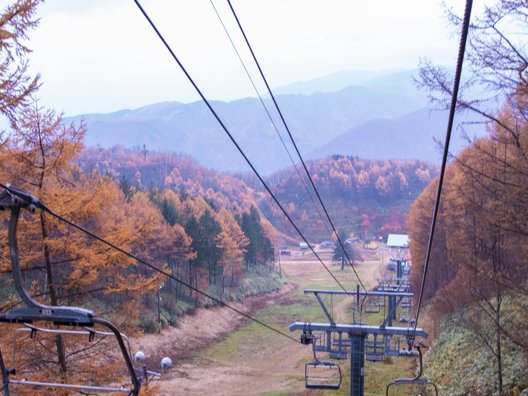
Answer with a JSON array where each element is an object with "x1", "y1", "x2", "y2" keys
[{"x1": 157, "y1": 282, "x2": 164, "y2": 332}]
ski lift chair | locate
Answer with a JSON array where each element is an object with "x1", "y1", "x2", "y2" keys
[
  {"x1": 0, "y1": 186, "x2": 141, "y2": 395},
  {"x1": 300, "y1": 326, "x2": 342, "y2": 390},
  {"x1": 365, "y1": 333, "x2": 384, "y2": 362},
  {"x1": 364, "y1": 296, "x2": 381, "y2": 314},
  {"x1": 386, "y1": 342, "x2": 439, "y2": 396},
  {"x1": 304, "y1": 338, "x2": 342, "y2": 390},
  {"x1": 329, "y1": 331, "x2": 348, "y2": 360}
]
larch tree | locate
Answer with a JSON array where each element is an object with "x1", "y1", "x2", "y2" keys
[
  {"x1": 0, "y1": 0, "x2": 41, "y2": 122},
  {"x1": 216, "y1": 208, "x2": 248, "y2": 291},
  {"x1": 0, "y1": 103, "x2": 84, "y2": 372},
  {"x1": 0, "y1": 104, "x2": 165, "y2": 374},
  {"x1": 408, "y1": 101, "x2": 528, "y2": 393}
]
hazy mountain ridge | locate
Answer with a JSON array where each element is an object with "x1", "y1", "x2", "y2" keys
[
  {"x1": 272, "y1": 69, "x2": 404, "y2": 96},
  {"x1": 67, "y1": 68, "x2": 479, "y2": 174},
  {"x1": 309, "y1": 108, "x2": 484, "y2": 163}
]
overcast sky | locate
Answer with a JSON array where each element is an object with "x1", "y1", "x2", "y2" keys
[{"x1": 26, "y1": 0, "x2": 476, "y2": 117}]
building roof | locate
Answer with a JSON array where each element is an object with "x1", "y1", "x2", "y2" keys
[{"x1": 386, "y1": 234, "x2": 409, "y2": 248}]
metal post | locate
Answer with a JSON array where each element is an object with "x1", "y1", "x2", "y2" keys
[
  {"x1": 349, "y1": 333, "x2": 366, "y2": 396},
  {"x1": 396, "y1": 260, "x2": 403, "y2": 283},
  {"x1": 387, "y1": 297, "x2": 393, "y2": 326},
  {"x1": 0, "y1": 349, "x2": 10, "y2": 396},
  {"x1": 157, "y1": 291, "x2": 161, "y2": 330}
]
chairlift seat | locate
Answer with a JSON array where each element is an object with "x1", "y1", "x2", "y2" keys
[
  {"x1": 366, "y1": 353, "x2": 384, "y2": 362},
  {"x1": 386, "y1": 377, "x2": 439, "y2": 396},
  {"x1": 398, "y1": 349, "x2": 419, "y2": 357},
  {"x1": 365, "y1": 306, "x2": 380, "y2": 314},
  {"x1": 332, "y1": 339, "x2": 352, "y2": 347},
  {"x1": 329, "y1": 350, "x2": 348, "y2": 360},
  {"x1": 393, "y1": 378, "x2": 429, "y2": 385},
  {"x1": 306, "y1": 382, "x2": 341, "y2": 390},
  {"x1": 305, "y1": 359, "x2": 342, "y2": 390}
]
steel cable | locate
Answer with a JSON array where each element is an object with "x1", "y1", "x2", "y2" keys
[
  {"x1": 132, "y1": 0, "x2": 352, "y2": 295},
  {"x1": 0, "y1": 182, "x2": 299, "y2": 343},
  {"x1": 225, "y1": 0, "x2": 367, "y2": 292},
  {"x1": 412, "y1": 0, "x2": 473, "y2": 339}
]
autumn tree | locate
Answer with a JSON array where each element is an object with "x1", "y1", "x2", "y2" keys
[
  {"x1": 408, "y1": 176, "x2": 455, "y2": 307},
  {"x1": 165, "y1": 223, "x2": 196, "y2": 302},
  {"x1": 408, "y1": 105, "x2": 528, "y2": 393},
  {"x1": 332, "y1": 228, "x2": 362, "y2": 270},
  {"x1": 0, "y1": 103, "x2": 85, "y2": 371},
  {"x1": 216, "y1": 208, "x2": 249, "y2": 293},
  {"x1": 0, "y1": 0, "x2": 41, "y2": 122},
  {"x1": 0, "y1": 103, "x2": 169, "y2": 377},
  {"x1": 239, "y1": 206, "x2": 274, "y2": 268}
]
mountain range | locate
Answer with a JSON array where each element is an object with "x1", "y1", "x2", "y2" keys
[{"x1": 67, "y1": 68, "x2": 484, "y2": 174}]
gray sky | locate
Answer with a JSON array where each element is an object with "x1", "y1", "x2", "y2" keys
[{"x1": 26, "y1": 0, "x2": 474, "y2": 117}]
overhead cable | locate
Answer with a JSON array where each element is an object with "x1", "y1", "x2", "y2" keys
[
  {"x1": 413, "y1": 0, "x2": 473, "y2": 337},
  {"x1": 132, "y1": 0, "x2": 351, "y2": 295},
  {"x1": 208, "y1": 0, "x2": 332, "y2": 237},
  {"x1": 0, "y1": 182, "x2": 299, "y2": 344},
  {"x1": 225, "y1": 0, "x2": 367, "y2": 292}
]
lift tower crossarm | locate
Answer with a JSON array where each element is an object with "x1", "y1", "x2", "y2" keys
[
  {"x1": 289, "y1": 322, "x2": 428, "y2": 338},
  {"x1": 303, "y1": 289, "x2": 413, "y2": 298}
]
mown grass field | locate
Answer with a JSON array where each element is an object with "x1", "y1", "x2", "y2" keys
[{"x1": 193, "y1": 250, "x2": 422, "y2": 395}]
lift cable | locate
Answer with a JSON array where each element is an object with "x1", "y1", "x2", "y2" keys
[
  {"x1": 225, "y1": 0, "x2": 367, "y2": 292},
  {"x1": 132, "y1": 0, "x2": 352, "y2": 295},
  {"x1": 0, "y1": 182, "x2": 299, "y2": 344},
  {"x1": 413, "y1": 0, "x2": 473, "y2": 338},
  {"x1": 208, "y1": 0, "x2": 332, "y2": 237}
]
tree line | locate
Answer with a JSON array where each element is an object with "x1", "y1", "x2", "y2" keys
[
  {"x1": 0, "y1": 2, "x2": 280, "y2": 384},
  {"x1": 409, "y1": 1, "x2": 528, "y2": 393},
  {"x1": 0, "y1": 106, "x2": 277, "y2": 325},
  {"x1": 262, "y1": 155, "x2": 437, "y2": 241}
]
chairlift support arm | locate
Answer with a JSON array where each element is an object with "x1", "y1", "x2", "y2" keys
[
  {"x1": 304, "y1": 289, "x2": 413, "y2": 298},
  {"x1": 289, "y1": 322, "x2": 427, "y2": 338}
]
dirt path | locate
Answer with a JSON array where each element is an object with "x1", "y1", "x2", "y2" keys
[
  {"x1": 135, "y1": 282, "x2": 298, "y2": 366},
  {"x1": 139, "y1": 252, "x2": 382, "y2": 395}
]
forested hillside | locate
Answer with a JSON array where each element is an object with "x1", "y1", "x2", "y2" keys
[
  {"x1": 0, "y1": 112, "x2": 280, "y2": 339},
  {"x1": 77, "y1": 147, "x2": 437, "y2": 242},
  {"x1": 404, "y1": 1, "x2": 528, "y2": 392},
  {"x1": 77, "y1": 146, "x2": 261, "y2": 215},
  {"x1": 408, "y1": 109, "x2": 528, "y2": 392},
  {"x1": 263, "y1": 155, "x2": 437, "y2": 240}
]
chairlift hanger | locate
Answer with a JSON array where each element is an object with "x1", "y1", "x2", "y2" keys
[
  {"x1": 304, "y1": 332, "x2": 342, "y2": 390},
  {"x1": 0, "y1": 186, "x2": 141, "y2": 396}
]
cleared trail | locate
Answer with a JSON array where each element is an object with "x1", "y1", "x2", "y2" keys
[{"x1": 138, "y1": 250, "x2": 382, "y2": 395}]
